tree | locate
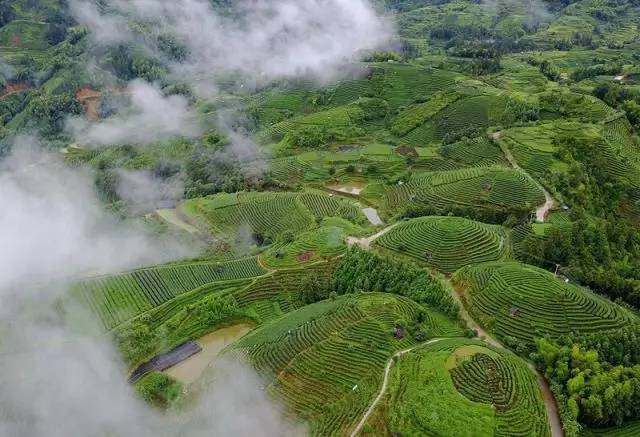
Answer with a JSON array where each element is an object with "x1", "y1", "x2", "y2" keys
[
  {"x1": 286, "y1": 125, "x2": 328, "y2": 149},
  {"x1": 623, "y1": 100, "x2": 640, "y2": 129},
  {"x1": 47, "y1": 23, "x2": 68, "y2": 45},
  {"x1": 356, "y1": 97, "x2": 389, "y2": 120},
  {"x1": 29, "y1": 92, "x2": 82, "y2": 135}
]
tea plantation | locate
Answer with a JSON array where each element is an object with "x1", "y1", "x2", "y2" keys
[{"x1": 6, "y1": 0, "x2": 640, "y2": 434}]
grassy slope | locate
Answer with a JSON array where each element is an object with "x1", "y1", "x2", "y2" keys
[
  {"x1": 371, "y1": 337, "x2": 549, "y2": 436},
  {"x1": 231, "y1": 293, "x2": 464, "y2": 436}
]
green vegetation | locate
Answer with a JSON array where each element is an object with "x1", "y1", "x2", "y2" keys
[
  {"x1": 184, "y1": 191, "x2": 367, "y2": 242},
  {"x1": 533, "y1": 326, "x2": 640, "y2": 433},
  {"x1": 232, "y1": 293, "x2": 462, "y2": 436},
  {"x1": 454, "y1": 262, "x2": 637, "y2": 349},
  {"x1": 376, "y1": 216, "x2": 509, "y2": 272},
  {"x1": 582, "y1": 421, "x2": 640, "y2": 436},
  {"x1": 8, "y1": 0, "x2": 640, "y2": 434},
  {"x1": 260, "y1": 224, "x2": 351, "y2": 269},
  {"x1": 72, "y1": 257, "x2": 267, "y2": 330},
  {"x1": 329, "y1": 247, "x2": 460, "y2": 318},
  {"x1": 514, "y1": 212, "x2": 640, "y2": 310},
  {"x1": 385, "y1": 166, "x2": 545, "y2": 217},
  {"x1": 377, "y1": 338, "x2": 549, "y2": 436},
  {"x1": 134, "y1": 372, "x2": 183, "y2": 409}
]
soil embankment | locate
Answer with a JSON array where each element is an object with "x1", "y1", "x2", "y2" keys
[{"x1": 164, "y1": 324, "x2": 253, "y2": 385}]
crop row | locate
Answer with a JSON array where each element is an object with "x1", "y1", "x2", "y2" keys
[
  {"x1": 451, "y1": 349, "x2": 548, "y2": 436},
  {"x1": 443, "y1": 136, "x2": 507, "y2": 167},
  {"x1": 377, "y1": 216, "x2": 507, "y2": 272},
  {"x1": 384, "y1": 166, "x2": 544, "y2": 213},
  {"x1": 233, "y1": 262, "x2": 335, "y2": 318},
  {"x1": 74, "y1": 257, "x2": 266, "y2": 330},
  {"x1": 454, "y1": 262, "x2": 636, "y2": 345},
  {"x1": 385, "y1": 338, "x2": 549, "y2": 436},
  {"x1": 233, "y1": 294, "x2": 435, "y2": 435},
  {"x1": 188, "y1": 191, "x2": 365, "y2": 241},
  {"x1": 297, "y1": 192, "x2": 361, "y2": 222}
]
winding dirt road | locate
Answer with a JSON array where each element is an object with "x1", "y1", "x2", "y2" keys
[
  {"x1": 536, "y1": 195, "x2": 555, "y2": 223},
  {"x1": 347, "y1": 222, "x2": 401, "y2": 249},
  {"x1": 451, "y1": 288, "x2": 564, "y2": 437},
  {"x1": 350, "y1": 338, "x2": 446, "y2": 437},
  {"x1": 345, "y1": 224, "x2": 564, "y2": 436},
  {"x1": 492, "y1": 132, "x2": 556, "y2": 222}
]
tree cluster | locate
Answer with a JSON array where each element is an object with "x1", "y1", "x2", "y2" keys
[
  {"x1": 533, "y1": 328, "x2": 640, "y2": 433},
  {"x1": 593, "y1": 82, "x2": 640, "y2": 131},
  {"x1": 517, "y1": 214, "x2": 640, "y2": 309},
  {"x1": 328, "y1": 248, "x2": 459, "y2": 317}
]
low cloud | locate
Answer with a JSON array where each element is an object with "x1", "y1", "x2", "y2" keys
[
  {"x1": 116, "y1": 168, "x2": 184, "y2": 214},
  {"x1": 71, "y1": 0, "x2": 393, "y2": 91},
  {"x1": 0, "y1": 312, "x2": 300, "y2": 436},
  {"x1": 0, "y1": 137, "x2": 194, "y2": 292},
  {"x1": 524, "y1": 0, "x2": 552, "y2": 29},
  {"x1": 66, "y1": 0, "x2": 392, "y2": 147},
  {"x1": 481, "y1": 0, "x2": 552, "y2": 29},
  {"x1": 0, "y1": 138, "x2": 297, "y2": 435},
  {"x1": 0, "y1": 59, "x2": 15, "y2": 82},
  {"x1": 66, "y1": 80, "x2": 200, "y2": 147},
  {"x1": 69, "y1": 0, "x2": 133, "y2": 45},
  {"x1": 216, "y1": 110, "x2": 268, "y2": 180},
  {"x1": 178, "y1": 357, "x2": 303, "y2": 436}
]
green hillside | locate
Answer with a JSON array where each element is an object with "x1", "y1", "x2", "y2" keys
[
  {"x1": 5, "y1": 0, "x2": 640, "y2": 435},
  {"x1": 376, "y1": 216, "x2": 509, "y2": 272},
  {"x1": 232, "y1": 293, "x2": 463, "y2": 436},
  {"x1": 454, "y1": 262, "x2": 638, "y2": 346},
  {"x1": 373, "y1": 338, "x2": 550, "y2": 436}
]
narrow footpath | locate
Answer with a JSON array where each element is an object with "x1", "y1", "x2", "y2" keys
[
  {"x1": 349, "y1": 338, "x2": 446, "y2": 437},
  {"x1": 450, "y1": 288, "x2": 563, "y2": 437},
  {"x1": 346, "y1": 225, "x2": 564, "y2": 437},
  {"x1": 492, "y1": 132, "x2": 556, "y2": 222}
]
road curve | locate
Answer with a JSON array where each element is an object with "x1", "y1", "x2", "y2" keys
[
  {"x1": 451, "y1": 287, "x2": 564, "y2": 437},
  {"x1": 347, "y1": 222, "x2": 401, "y2": 249},
  {"x1": 492, "y1": 132, "x2": 555, "y2": 223},
  {"x1": 345, "y1": 225, "x2": 564, "y2": 437},
  {"x1": 350, "y1": 338, "x2": 445, "y2": 437}
]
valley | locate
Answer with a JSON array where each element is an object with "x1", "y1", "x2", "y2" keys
[{"x1": 3, "y1": 0, "x2": 640, "y2": 436}]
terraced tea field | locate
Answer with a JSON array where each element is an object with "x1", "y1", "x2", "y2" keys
[
  {"x1": 539, "y1": 90, "x2": 618, "y2": 122},
  {"x1": 376, "y1": 63, "x2": 464, "y2": 111},
  {"x1": 499, "y1": 120, "x2": 640, "y2": 187},
  {"x1": 453, "y1": 262, "x2": 637, "y2": 345},
  {"x1": 583, "y1": 420, "x2": 640, "y2": 436},
  {"x1": 497, "y1": 124, "x2": 561, "y2": 177},
  {"x1": 8, "y1": 0, "x2": 640, "y2": 434},
  {"x1": 377, "y1": 338, "x2": 550, "y2": 436},
  {"x1": 384, "y1": 166, "x2": 545, "y2": 214},
  {"x1": 376, "y1": 216, "x2": 508, "y2": 273},
  {"x1": 230, "y1": 262, "x2": 335, "y2": 321},
  {"x1": 443, "y1": 135, "x2": 508, "y2": 167},
  {"x1": 72, "y1": 257, "x2": 267, "y2": 330},
  {"x1": 232, "y1": 293, "x2": 463, "y2": 436},
  {"x1": 260, "y1": 225, "x2": 350, "y2": 269},
  {"x1": 262, "y1": 103, "x2": 364, "y2": 140},
  {"x1": 184, "y1": 191, "x2": 366, "y2": 241},
  {"x1": 0, "y1": 20, "x2": 49, "y2": 50}
]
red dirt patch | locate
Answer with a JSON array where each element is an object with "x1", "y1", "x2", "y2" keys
[
  {"x1": 296, "y1": 251, "x2": 314, "y2": 262},
  {"x1": 76, "y1": 87, "x2": 101, "y2": 101},
  {"x1": 76, "y1": 87, "x2": 102, "y2": 120},
  {"x1": 0, "y1": 82, "x2": 28, "y2": 97},
  {"x1": 396, "y1": 146, "x2": 418, "y2": 157},
  {"x1": 10, "y1": 35, "x2": 22, "y2": 48}
]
